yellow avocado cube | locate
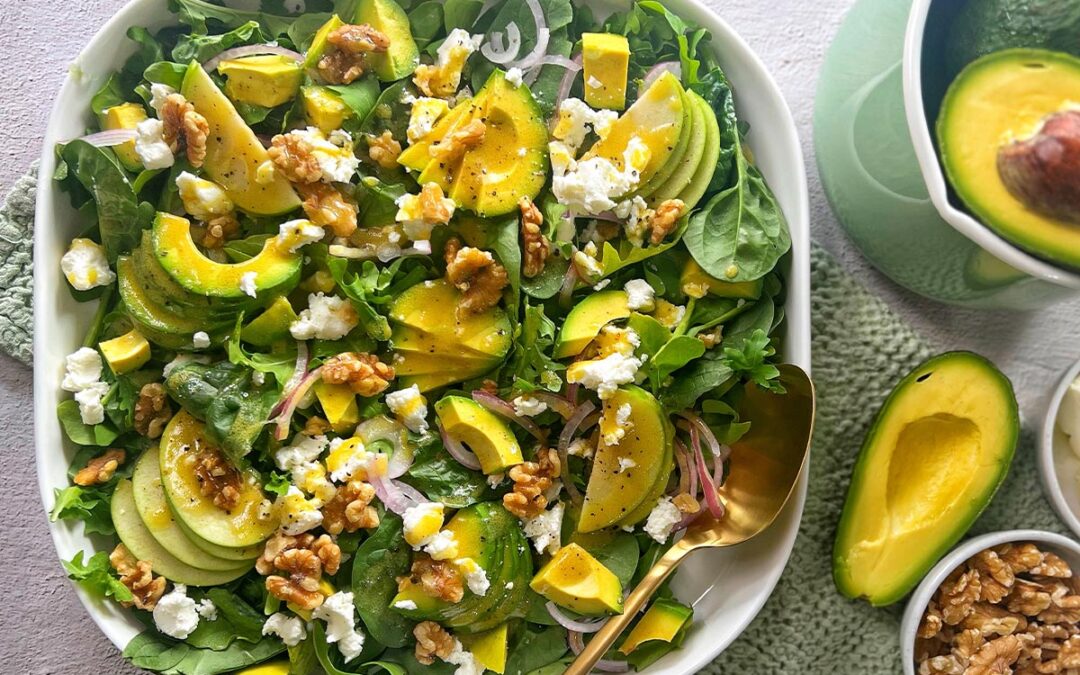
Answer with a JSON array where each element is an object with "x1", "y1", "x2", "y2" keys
[
  {"x1": 302, "y1": 86, "x2": 349, "y2": 134},
  {"x1": 99, "y1": 103, "x2": 148, "y2": 171},
  {"x1": 234, "y1": 663, "x2": 290, "y2": 675},
  {"x1": 314, "y1": 381, "x2": 360, "y2": 433},
  {"x1": 99, "y1": 329, "x2": 151, "y2": 375},
  {"x1": 460, "y1": 624, "x2": 509, "y2": 674},
  {"x1": 218, "y1": 55, "x2": 303, "y2": 108},
  {"x1": 582, "y1": 33, "x2": 631, "y2": 110},
  {"x1": 530, "y1": 543, "x2": 623, "y2": 616}
]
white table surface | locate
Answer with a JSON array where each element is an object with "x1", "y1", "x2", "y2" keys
[{"x1": 2, "y1": 0, "x2": 1079, "y2": 672}]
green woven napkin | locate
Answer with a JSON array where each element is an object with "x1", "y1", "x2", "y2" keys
[{"x1": 4, "y1": 173, "x2": 1067, "y2": 673}]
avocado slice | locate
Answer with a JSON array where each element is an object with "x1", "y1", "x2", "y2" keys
[
  {"x1": 302, "y1": 86, "x2": 349, "y2": 134},
  {"x1": 581, "y1": 72, "x2": 688, "y2": 197},
  {"x1": 680, "y1": 258, "x2": 764, "y2": 300},
  {"x1": 620, "y1": 599, "x2": 693, "y2": 656},
  {"x1": 113, "y1": 478, "x2": 253, "y2": 585},
  {"x1": 833, "y1": 352, "x2": 1019, "y2": 606},
  {"x1": 99, "y1": 329, "x2": 151, "y2": 375},
  {"x1": 459, "y1": 624, "x2": 509, "y2": 675},
  {"x1": 434, "y1": 396, "x2": 523, "y2": 474},
  {"x1": 389, "y1": 280, "x2": 512, "y2": 356},
  {"x1": 530, "y1": 543, "x2": 624, "y2": 616},
  {"x1": 676, "y1": 92, "x2": 722, "y2": 211},
  {"x1": 946, "y1": 0, "x2": 1080, "y2": 74},
  {"x1": 180, "y1": 62, "x2": 301, "y2": 216},
  {"x1": 582, "y1": 33, "x2": 631, "y2": 111},
  {"x1": 240, "y1": 296, "x2": 299, "y2": 347},
  {"x1": 938, "y1": 49, "x2": 1080, "y2": 269},
  {"x1": 353, "y1": 0, "x2": 420, "y2": 82},
  {"x1": 314, "y1": 381, "x2": 360, "y2": 433},
  {"x1": 579, "y1": 386, "x2": 673, "y2": 533},
  {"x1": 646, "y1": 90, "x2": 707, "y2": 204},
  {"x1": 553, "y1": 290, "x2": 631, "y2": 359},
  {"x1": 152, "y1": 213, "x2": 302, "y2": 300},
  {"x1": 159, "y1": 410, "x2": 278, "y2": 549},
  {"x1": 131, "y1": 445, "x2": 253, "y2": 572},
  {"x1": 98, "y1": 102, "x2": 147, "y2": 172},
  {"x1": 218, "y1": 55, "x2": 303, "y2": 108}
]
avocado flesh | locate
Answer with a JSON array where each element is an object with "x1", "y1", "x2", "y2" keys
[
  {"x1": 434, "y1": 396, "x2": 523, "y2": 474},
  {"x1": 620, "y1": 599, "x2": 693, "y2": 655},
  {"x1": 112, "y1": 479, "x2": 253, "y2": 586},
  {"x1": 553, "y1": 290, "x2": 631, "y2": 359},
  {"x1": 530, "y1": 543, "x2": 623, "y2": 616},
  {"x1": 946, "y1": 0, "x2": 1080, "y2": 74},
  {"x1": 833, "y1": 352, "x2": 1019, "y2": 606},
  {"x1": 354, "y1": 0, "x2": 420, "y2": 82},
  {"x1": 937, "y1": 49, "x2": 1080, "y2": 269},
  {"x1": 647, "y1": 91, "x2": 708, "y2": 204}
]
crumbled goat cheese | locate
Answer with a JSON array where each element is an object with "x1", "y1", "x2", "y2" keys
[
  {"x1": 457, "y1": 558, "x2": 490, "y2": 597},
  {"x1": 61, "y1": 239, "x2": 115, "y2": 291},
  {"x1": 652, "y1": 300, "x2": 686, "y2": 329},
  {"x1": 573, "y1": 241, "x2": 604, "y2": 281},
  {"x1": 290, "y1": 293, "x2": 359, "y2": 341},
  {"x1": 505, "y1": 67, "x2": 524, "y2": 87},
  {"x1": 402, "y1": 502, "x2": 446, "y2": 548},
  {"x1": 551, "y1": 136, "x2": 650, "y2": 214},
  {"x1": 407, "y1": 97, "x2": 449, "y2": 143},
  {"x1": 149, "y1": 83, "x2": 176, "y2": 116},
  {"x1": 327, "y1": 438, "x2": 371, "y2": 483},
  {"x1": 395, "y1": 187, "x2": 455, "y2": 242},
  {"x1": 275, "y1": 486, "x2": 324, "y2": 535},
  {"x1": 523, "y1": 502, "x2": 563, "y2": 555},
  {"x1": 624, "y1": 279, "x2": 656, "y2": 312},
  {"x1": 252, "y1": 370, "x2": 266, "y2": 386},
  {"x1": 512, "y1": 396, "x2": 548, "y2": 417},
  {"x1": 192, "y1": 331, "x2": 211, "y2": 350},
  {"x1": 593, "y1": 278, "x2": 611, "y2": 291},
  {"x1": 312, "y1": 592, "x2": 366, "y2": 662},
  {"x1": 275, "y1": 434, "x2": 330, "y2": 473},
  {"x1": 644, "y1": 497, "x2": 682, "y2": 543},
  {"x1": 386, "y1": 385, "x2": 429, "y2": 434},
  {"x1": 135, "y1": 119, "x2": 175, "y2": 170},
  {"x1": 239, "y1": 271, "x2": 259, "y2": 299},
  {"x1": 423, "y1": 530, "x2": 460, "y2": 561},
  {"x1": 285, "y1": 127, "x2": 360, "y2": 183},
  {"x1": 196, "y1": 598, "x2": 217, "y2": 621},
  {"x1": 446, "y1": 640, "x2": 485, "y2": 675},
  {"x1": 567, "y1": 352, "x2": 643, "y2": 400},
  {"x1": 153, "y1": 585, "x2": 201, "y2": 640},
  {"x1": 552, "y1": 98, "x2": 618, "y2": 152},
  {"x1": 567, "y1": 438, "x2": 595, "y2": 459},
  {"x1": 278, "y1": 219, "x2": 326, "y2": 252},
  {"x1": 601, "y1": 402, "x2": 633, "y2": 446},
  {"x1": 615, "y1": 196, "x2": 651, "y2": 246},
  {"x1": 263, "y1": 612, "x2": 307, "y2": 646},
  {"x1": 74, "y1": 382, "x2": 110, "y2": 426},
  {"x1": 393, "y1": 599, "x2": 418, "y2": 611},
  {"x1": 175, "y1": 172, "x2": 233, "y2": 220},
  {"x1": 62, "y1": 347, "x2": 109, "y2": 425},
  {"x1": 616, "y1": 457, "x2": 637, "y2": 474}
]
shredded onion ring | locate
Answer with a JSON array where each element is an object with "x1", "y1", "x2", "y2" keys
[
  {"x1": 76, "y1": 129, "x2": 138, "y2": 148},
  {"x1": 524, "y1": 52, "x2": 581, "y2": 87},
  {"x1": 641, "y1": 61, "x2": 682, "y2": 92},
  {"x1": 556, "y1": 400, "x2": 596, "y2": 505},
  {"x1": 691, "y1": 425, "x2": 726, "y2": 520},
  {"x1": 528, "y1": 391, "x2": 575, "y2": 420},
  {"x1": 505, "y1": 0, "x2": 550, "y2": 71},
  {"x1": 438, "y1": 420, "x2": 482, "y2": 471},
  {"x1": 546, "y1": 602, "x2": 608, "y2": 633},
  {"x1": 370, "y1": 472, "x2": 427, "y2": 515},
  {"x1": 271, "y1": 366, "x2": 322, "y2": 441},
  {"x1": 481, "y1": 21, "x2": 522, "y2": 64},
  {"x1": 203, "y1": 44, "x2": 303, "y2": 73},
  {"x1": 471, "y1": 390, "x2": 546, "y2": 441}
]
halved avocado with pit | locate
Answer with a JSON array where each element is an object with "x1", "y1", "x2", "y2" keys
[
  {"x1": 937, "y1": 49, "x2": 1080, "y2": 268},
  {"x1": 159, "y1": 410, "x2": 278, "y2": 549},
  {"x1": 152, "y1": 213, "x2": 302, "y2": 300},
  {"x1": 833, "y1": 352, "x2": 1019, "y2": 606}
]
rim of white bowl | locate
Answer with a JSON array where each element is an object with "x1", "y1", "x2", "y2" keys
[
  {"x1": 901, "y1": 0, "x2": 1080, "y2": 290},
  {"x1": 899, "y1": 529, "x2": 1080, "y2": 675},
  {"x1": 33, "y1": 0, "x2": 812, "y2": 669},
  {"x1": 1038, "y1": 360, "x2": 1080, "y2": 539}
]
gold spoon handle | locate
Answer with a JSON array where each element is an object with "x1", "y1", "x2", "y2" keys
[{"x1": 564, "y1": 539, "x2": 694, "y2": 675}]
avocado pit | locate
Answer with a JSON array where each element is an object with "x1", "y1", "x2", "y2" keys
[{"x1": 997, "y1": 109, "x2": 1080, "y2": 224}]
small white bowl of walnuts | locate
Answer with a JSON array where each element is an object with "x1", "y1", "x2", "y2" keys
[{"x1": 901, "y1": 530, "x2": 1080, "y2": 675}]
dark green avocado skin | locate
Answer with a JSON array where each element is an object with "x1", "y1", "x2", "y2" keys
[{"x1": 946, "y1": 0, "x2": 1080, "y2": 74}]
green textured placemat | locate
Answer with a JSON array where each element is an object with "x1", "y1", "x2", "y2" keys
[{"x1": 5, "y1": 173, "x2": 1066, "y2": 673}]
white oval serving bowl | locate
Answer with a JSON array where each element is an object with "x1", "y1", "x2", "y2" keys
[
  {"x1": 33, "y1": 0, "x2": 811, "y2": 671},
  {"x1": 1038, "y1": 360, "x2": 1080, "y2": 540},
  {"x1": 899, "y1": 529, "x2": 1080, "y2": 675}
]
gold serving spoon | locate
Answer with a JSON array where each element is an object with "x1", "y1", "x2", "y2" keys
[{"x1": 565, "y1": 364, "x2": 816, "y2": 675}]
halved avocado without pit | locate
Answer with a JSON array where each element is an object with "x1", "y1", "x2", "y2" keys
[
  {"x1": 937, "y1": 49, "x2": 1080, "y2": 268},
  {"x1": 833, "y1": 352, "x2": 1019, "y2": 606}
]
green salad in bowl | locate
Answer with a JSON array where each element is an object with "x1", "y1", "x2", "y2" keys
[{"x1": 46, "y1": 0, "x2": 792, "y2": 672}]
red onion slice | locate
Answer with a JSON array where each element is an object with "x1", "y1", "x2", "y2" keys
[
  {"x1": 568, "y1": 630, "x2": 585, "y2": 655},
  {"x1": 506, "y1": 0, "x2": 550, "y2": 71},
  {"x1": 270, "y1": 341, "x2": 310, "y2": 419},
  {"x1": 471, "y1": 390, "x2": 546, "y2": 441},
  {"x1": 527, "y1": 391, "x2": 574, "y2": 420},
  {"x1": 556, "y1": 400, "x2": 596, "y2": 505},
  {"x1": 641, "y1": 61, "x2": 682, "y2": 92},
  {"x1": 679, "y1": 411, "x2": 723, "y2": 458},
  {"x1": 271, "y1": 366, "x2": 323, "y2": 441},
  {"x1": 203, "y1": 44, "x2": 303, "y2": 73},
  {"x1": 691, "y1": 425, "x2": 725, "y2": 520},
  {"x1": 546, "y1": 602, "x2": 608, "y2": 633},
  {"x1": 558, "y1": 263, "x2": 580, "y2": 307},
  {"x1": 481, "y1": 21, "x2": 522, "y2": 65},
  {"x1": 369, "y1": 472, "x2": 427, "y2": 515},
  {"x1": 438, "y1": 421, "x2": 482, "y2": 471},
  {"x1": 567, "y1": 631, "x2": 630, "y2": 672},
  {"x1": 76, "y1": 129, "x2": 138, "y2": 148}
]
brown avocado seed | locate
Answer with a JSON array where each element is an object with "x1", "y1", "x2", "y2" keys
[{"x1": 997, "y1": 109, "x2": 1080, "y2": 224}]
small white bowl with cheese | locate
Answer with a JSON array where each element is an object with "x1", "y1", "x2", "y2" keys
[{"x1": 1039, "y1": 359, "x2": 1080, "y2": 538}]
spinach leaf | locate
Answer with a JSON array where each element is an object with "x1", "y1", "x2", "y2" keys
[
  {"x1": 505, "y1": 626, "x2": 568, "y2": 675},
  {"x1": 173, "y1": 20, "x2": 266, "y2": 63},
  {"x1": 123, "y1": 629, "x2": 286, "y2": 675},
  {"x1": 690, "y1": 67, "x2": 738, "y2": 191},
  {"x1": 661, "y1": 353, "x2": 734, "y2": 412},
  {"x1": 597, "y1": 217, "x2": 687, "y2": 279},
  {"x1": 170, "y1": 0, "x2": 297, "y2": 38},
  {"x1": 506, "y1": 301, "x2": 563, "y2": 393},
  {"x1": 56, "y1": 399, "x2": 120, "y2": 447},
  {"x1": 312, "y1": 622, "x2": 388, "y2": 674},
  {"x1": 720, "y1": 296, "x2": 774, "y2": 350},
  {"x1": 626, "y1": 313, "x2": 670, "y2": 360},
  {"x1": 91, "y1": 75, "x2": 128, "y2": 117},
  {"x1": 145, "y1": 61, "x2": 191, "y2": 91},
  {"x1": 376, "y1": 647, "x2": 455, "y2": 675},
  {"x1": 327, "y1": 75, "x2": 382, "y2": 123},
  {"x1": 360, "y1": 81, "x2": 413, "y2": 145},
  {"x1": 326, "y1": 258, "x2": 399, "y2": 342},
  {"x1": 649, "y1": 335, "x2": 706, "y2": 390},
  {"x1": 51, "y1": 484, "x2": 116, "y2": 535},
  {"x1": 287, "y1": 12, "x2": 335, "y2": 52},
  {"x1": 62, "y1": 551, "x2": 133, "y2": 602},
  {"x1": 522, "y1": 253, "x2": 569, "y2": 300},
  {"x1": 59, "y1": 140, "x2": 154, "y2": 261},
  {"x1": 227, "y1": 319, "x2": 298, "y2": 386},
  {"x1": 352, "y1": 514, "x2": 414, "y2": 648},
  {"x1": 579, "y1": 532, "x2": 639, "y2": 588},
  {"x1": 165, "y1": 361, "x2": 278, "y2": 461},
  {"x1": 443, "y1": 0, "x2": 484, "y2": 31},
  {"x1": 409, "y1": 1, "x2": 444, "y2": 48},
  {"x1": 608, "y1": 1, "x2": 710, "y2": 86},
  {"x1": 403, "y1": 438, "x2": 489, "y2": 507},
  {"x1": 684, "y1": 159, "x2": 790, "y2": 283},
  {"x1": 185, "y1": 589, "x2": 266, "y2": 651},
  {"x1": 288, "y1": 636, "x2": 321, "y2": 674},
  {"x1": 121, "y1": 26, "x2": 167, "y2": 93}
]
